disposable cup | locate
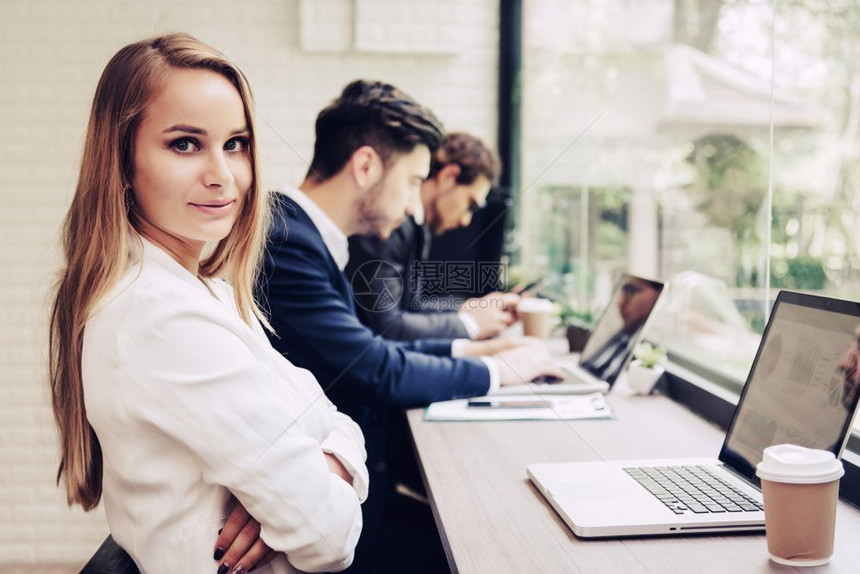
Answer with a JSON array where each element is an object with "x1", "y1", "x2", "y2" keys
[
  {"x1": 518, "y1": 298, "x2": 555, "y2": 339},
  {"x1": 755, "y1": 444, "x2": 844, "y2": 567}
]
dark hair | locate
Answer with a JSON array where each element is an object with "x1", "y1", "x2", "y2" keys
[
  {"x1": 306, "y1": 80, "x2": 444, "y2": 181},
  {"x1": 428, "y1": 132, "x2": 501, "y2": 186}
]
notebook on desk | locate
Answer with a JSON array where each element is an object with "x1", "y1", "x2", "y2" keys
[
  {"x1": 528, "y1": 290, "x2": 860, "y2": 538},
  {"x1": 493, "y1": 274, "x2": 664, "y2": 396}
]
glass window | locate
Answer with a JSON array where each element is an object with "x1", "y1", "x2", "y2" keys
[{"x1": 518, "y1": 0, "x2": 860, "y2": 433}]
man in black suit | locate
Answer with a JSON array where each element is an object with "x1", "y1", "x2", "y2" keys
[
  {"x1": 258, "y1": 80, "x2": 562, "y2": 573},
  {"x1": 346, "y1": 132, "x2": 518, "y2": 341}
]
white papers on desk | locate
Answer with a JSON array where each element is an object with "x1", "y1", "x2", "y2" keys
[{"x1": 424, "y1": 393, "x2": 613, "y2": 422}]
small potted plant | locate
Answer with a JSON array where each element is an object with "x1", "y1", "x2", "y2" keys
[
  {"x1": 557, "y1": 302, "x2": 596, "y2": 353},
  {"x1": 627, "y1": 342, "x2": 667, "y2": 395}
]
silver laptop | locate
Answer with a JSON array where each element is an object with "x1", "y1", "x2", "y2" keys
[
  {"x1": 494, "y1": 274, "x2": 664, "y2": 396},
  {"x1": 528, "y1": 290, "x2": 860, "y2": 537}
]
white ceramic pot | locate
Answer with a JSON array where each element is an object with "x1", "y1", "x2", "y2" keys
[{"x1": 627, "y1": 360, "x2": 666, "y2": 395}]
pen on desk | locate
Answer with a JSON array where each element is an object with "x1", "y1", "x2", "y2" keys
[{"x1": 467, "y1": 399, "x2": 552, "y2": 409}]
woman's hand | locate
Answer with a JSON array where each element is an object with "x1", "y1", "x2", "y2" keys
[
  {"x1": 213, "y1": 499, "x2": 278, "y2": 573},
  {"x1": 212, "y1": 454, "x2": 354, "y2": 572}
]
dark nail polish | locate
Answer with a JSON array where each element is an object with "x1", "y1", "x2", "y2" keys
[
  {"x1": 233, "y1": 566, "x2": 245, "y2": 574},
  {"x1": 213, "y1": 547, "x2": 225, "y2": 561},
  {"x1": 217, "y1": 563, "x2": 230, "y2": 574}
]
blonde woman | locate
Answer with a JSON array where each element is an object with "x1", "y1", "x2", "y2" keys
[{"x1": 49, "y1": 34, "x2": 368, "y2": 573}]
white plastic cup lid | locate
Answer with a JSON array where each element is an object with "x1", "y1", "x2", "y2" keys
[
  {"x1": 517, "y1": 298, "x2": 555, "y2": 313},
  {"x1": 755, "y1": 444, "x2": 844, "y2": 484}
]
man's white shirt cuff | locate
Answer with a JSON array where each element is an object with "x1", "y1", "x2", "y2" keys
[
  {"x1": 480, "y1": 357, "x2": 500, "y2": 393},
  {"x1": 450, "y1": 340, "x2": 500, "y2": 394},
  {"x1": 458, "y1": 311, "x2": 479, "y2": 339},
  {"x1": 450, "y1": 339, "x2": 468, "y2": 357}
]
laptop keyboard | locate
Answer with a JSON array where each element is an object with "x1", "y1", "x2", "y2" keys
[{"x1": 623, "y1": 465, "x2": 764, "y2": 515}]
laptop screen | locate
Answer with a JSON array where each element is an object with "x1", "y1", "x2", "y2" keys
[
  {"x1": 720, "y1": 291, "x2": 860, "y2": 482},
  {"x1": 578, "y1": 274, "x2": 663, "y2": 386}
]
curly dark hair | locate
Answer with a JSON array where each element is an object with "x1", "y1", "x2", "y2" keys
[
  {"x1": 306, "y1": 80, "x2": 444, "y2": 181},
  {"x1": 427, "y1": 132, "x2": 501, "y2": 186}
]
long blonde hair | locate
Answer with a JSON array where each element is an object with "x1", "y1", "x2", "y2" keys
[{"x1": 49, "y1": 33, "x2": 269, "y2": 510}]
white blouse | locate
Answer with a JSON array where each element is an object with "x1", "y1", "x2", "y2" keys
[{"x1": 82, "y1": 238, "x2": 369, "y2": 573}]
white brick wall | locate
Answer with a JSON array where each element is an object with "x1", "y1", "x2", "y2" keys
[{"x1": 0, "y1": 0, "x2": 499, "y2": 566}]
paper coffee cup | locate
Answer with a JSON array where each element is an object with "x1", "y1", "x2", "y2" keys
[
  {"x1": 755, "y1": 444, "x2": 844, "y2": 567},
  {"x1": 517, "y1": 298, "x2": 555, "y2": 339}
]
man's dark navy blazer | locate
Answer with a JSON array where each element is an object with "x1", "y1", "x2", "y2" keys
[
  {"x1": 258, "y1": 193, "x2": 490, "y2": 567},
  {"x1": 347, "y1": 217, "x2": 472, "y2": 341}
]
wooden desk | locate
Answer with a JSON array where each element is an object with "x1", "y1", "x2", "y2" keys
[{"x1": 407, "y1": 384, "x2": 860, "y2": 573}]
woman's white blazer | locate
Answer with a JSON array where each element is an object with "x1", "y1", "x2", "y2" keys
[{"x1": 82, "y1": 239, "x2": 369, "y2": 573}]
